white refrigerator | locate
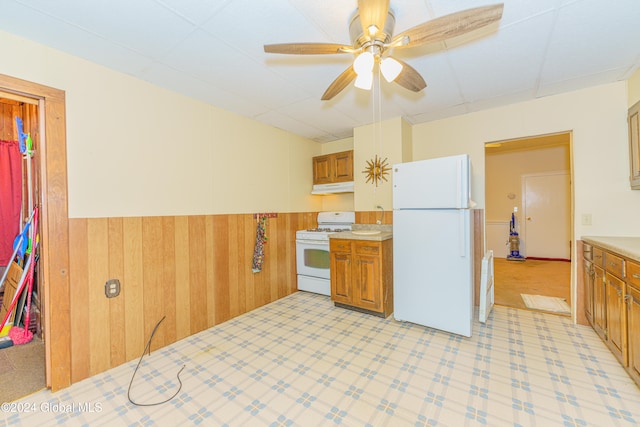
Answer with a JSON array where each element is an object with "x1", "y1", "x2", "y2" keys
[{"x1": 392, "y1": 154, "x2": 474, "y2": 337}]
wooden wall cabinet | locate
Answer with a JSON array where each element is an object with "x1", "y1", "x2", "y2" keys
[
  {"x1": 313, "y1": 150, "x2": 353, "y2": 184},
  {"x1": 330, "y1": 238, "x2": 393, "y2": 318},
  {"x1": 629, "y1": 101, "x2": 640, "y2": 189},
  {"x1": 627, "y1": 102, "x2": 640, "y2": 190}
]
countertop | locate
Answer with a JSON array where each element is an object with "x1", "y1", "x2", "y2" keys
[
  {"x1": 329, "y1": 224, "x2": 393, "y2": 242},
  {"x1": 581, "y1": 236, "x2": 640, "y2": 261}
]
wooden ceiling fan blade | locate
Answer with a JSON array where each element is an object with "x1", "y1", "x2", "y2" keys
[
  {"x1": 264, "y1": 43, "x2": 352, "y2": 55},
  {"x1": 358, "y1": 0, "x2": 390, "y2": 39},
  {"x1": 393, "y1": 3, "x2": 504, "y2": 48},
  {"x1": 321, "y1": 66, "x2": 357, "y2": 101},
  {"x1": 393, "y1": 59, "x2": 427, "y2": 92}
]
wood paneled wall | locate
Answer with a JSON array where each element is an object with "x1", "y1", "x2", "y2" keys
[
  {"x1": 356, "y1": 210, "x2": 393, "y2": 225},
  {"x1": 68, "y1": 212, "x2": 316, "y2": 382},
  {"x1": 0, "y1": 98, "x2": 21, "y2": 140}
]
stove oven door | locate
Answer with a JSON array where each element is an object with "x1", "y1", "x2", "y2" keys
[{"x1": 295, "y1": 239, "x2": 330, "y2": 280}]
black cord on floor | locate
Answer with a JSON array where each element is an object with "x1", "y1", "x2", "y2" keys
[{"x1": 127, "y1": 316, "x2": 186, "y2": 406}]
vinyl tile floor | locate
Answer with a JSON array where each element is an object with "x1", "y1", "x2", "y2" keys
[{"x1": 2, "y1": 291, "x2": 639, "y2": 426}]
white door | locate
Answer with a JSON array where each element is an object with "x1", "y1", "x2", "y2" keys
[{"x1": 522, "y1": 172, "x2": 571, "y2": 259}]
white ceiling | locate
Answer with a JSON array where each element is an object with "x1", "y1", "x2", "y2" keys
[{"x1": 1, "y1": 0, "x2": 639, "y2": 143}]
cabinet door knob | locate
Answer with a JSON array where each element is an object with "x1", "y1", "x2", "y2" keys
[{"x1": 633, "y1": 273, "x2": 640, "y2": 279}]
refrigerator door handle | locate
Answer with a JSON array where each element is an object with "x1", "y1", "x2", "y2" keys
[
  {"x1": 459, "y1": 210, "x2": 466, "y2": 257},
  {"x1": 456, "y1": 158, "x2": 463, "y2": 208}
]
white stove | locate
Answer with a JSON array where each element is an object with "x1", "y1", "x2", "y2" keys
[
  {"x1": 295, "y1": 227, "x2": 351, "y2": 242},
  {"x1": 295, "y1": 211, "x2": 355, "y2": 295}
]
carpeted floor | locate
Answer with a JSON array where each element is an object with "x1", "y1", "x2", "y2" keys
[{"x1": 0, "y1": 336, "x2": 45, "y2": 402}]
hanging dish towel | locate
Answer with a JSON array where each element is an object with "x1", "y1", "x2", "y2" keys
[{"x1": 252, "y1": 216, "x2": 268, "y2": 273}]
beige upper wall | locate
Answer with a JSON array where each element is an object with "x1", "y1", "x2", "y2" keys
[
  {"x1": 354, "y1": 117, "x2": 410, "y2": 212},
  {"x1": 412, "y1": 82, "x2": 640, "y2": 237},
  {"x1": 0, "y1": 30, "x2": 322, "y2": 217},
  {"x1": 320, "y1": 137, "x2": 353, "y2": 155}
]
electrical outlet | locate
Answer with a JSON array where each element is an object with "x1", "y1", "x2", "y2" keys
[
  {"x1": 105, "y1": 279, "x2": 121, "y2": 298},
  {"x1": 581, "y1": 214, "x2": 592, "y2": 226}
]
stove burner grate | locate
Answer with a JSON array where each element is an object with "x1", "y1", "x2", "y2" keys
[{"x1": 305, "y1": 227, "x2": 349, "y2": 232}]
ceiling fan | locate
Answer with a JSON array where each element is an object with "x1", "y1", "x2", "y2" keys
[{"x1": 264, "y1": 1, "x2": 504, "y2": 100}]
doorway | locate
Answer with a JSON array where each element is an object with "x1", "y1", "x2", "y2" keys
[
  {"x1": 0, "y1": 94, "x2": 45, "y2": 401},
  {"x1": 0, "y1": 73, "x2": 71, "y2": 392},
  {"x1": 485, "y1": 133, "x2": 573, "y2": 315}
]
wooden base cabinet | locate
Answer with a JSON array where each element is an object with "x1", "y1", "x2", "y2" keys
[
  {"x1": 606, "y1": 272, "x2": 627, "y2": 365},
  {"x1": 627, "y1": 284, "x2": 640, "y2": 385},
  {"x1": 581, "y1": 240, "x2": 640, "y2": 388},
  {"x1": 330, "y1": 238, "x2": 393, "y2": 318},
  {"x1": 331, "y1": 244, "x2": 353, "y2": 303},
  {"x1": 627, "y1": 260, "x2": 640, "y2": 384},
  {"x1": 593, "y1": 263, "x2": 607, "y2": 339},
  {"x1": 605, "y1": 252, "x2": 627, "y2": 365},
  {"x1": 583, "y1": 259, "x2": 594, "y2": 325}
]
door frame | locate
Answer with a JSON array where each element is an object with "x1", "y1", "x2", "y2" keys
[
  {"x1": 0, "y1": 73, "x2": 70, "y2": 391},
  {"x1": 484, "y1": 131, "x2": 577, "y2": 321},
  {"x1": 520, "y1": 170, "x2": 571, "y2": 260}
]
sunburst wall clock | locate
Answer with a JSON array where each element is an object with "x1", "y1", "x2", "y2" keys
[{"x1": 363, "y1": 154, "x2": 390, "y2": 186}]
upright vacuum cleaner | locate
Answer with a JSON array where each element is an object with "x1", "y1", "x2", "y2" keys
[{"x1": 507, "y1": 212, "x2": 525, "y2": 261}]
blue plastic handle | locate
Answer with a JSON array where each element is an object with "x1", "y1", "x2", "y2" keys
[{"x1": 15, "y1": 116, "x2": 27, "y2": 154}]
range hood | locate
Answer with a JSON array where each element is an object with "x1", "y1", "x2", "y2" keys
[{"x1": 311, "y1": 181, "x2": 354, "y2": 195}]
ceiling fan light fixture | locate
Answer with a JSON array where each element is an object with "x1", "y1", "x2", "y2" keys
[
  {"x1": 380, "y1": 57, "x2": 403, "y2": 82},
  {"x1": 354, "y1": 72, "x2": 373, "y2": 90},
  {"x1": 353, "y1": 51, "x2": 374, "y2": 75},
  {"x1": 263, "y1": 3, "x2": 504, "y2": 100}
]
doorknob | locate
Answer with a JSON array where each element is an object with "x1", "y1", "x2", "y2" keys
[{"x1": 526, "y1": 217, "x2": 532, "y2": 221}]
